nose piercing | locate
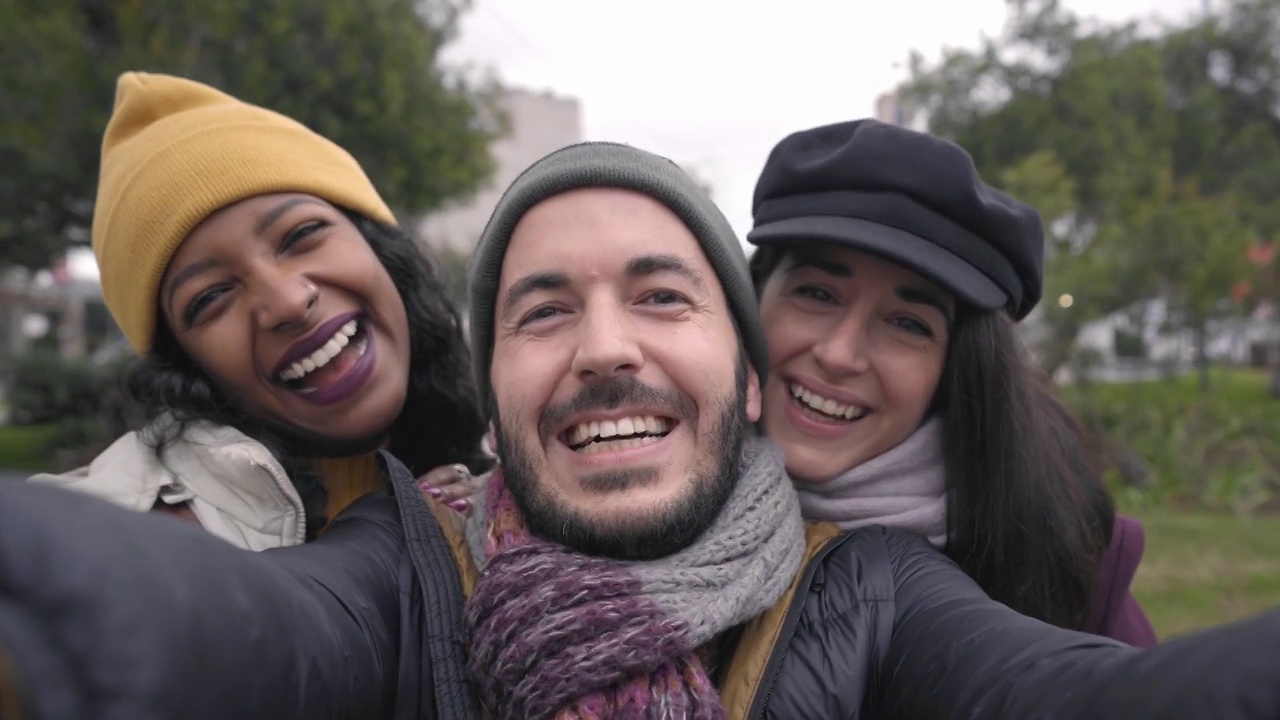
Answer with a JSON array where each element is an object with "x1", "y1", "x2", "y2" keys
[{"x1": 303, "y1": 282, "x2": 318, "y2": 320}]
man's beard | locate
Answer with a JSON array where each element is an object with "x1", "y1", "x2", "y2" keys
[{"x1": 494, "y1": 365, "x2": 748, "y2": 561}]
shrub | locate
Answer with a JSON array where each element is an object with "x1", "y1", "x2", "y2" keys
[
  {"x1": 2, "y1": 352, "x2": 130, "y2": 471},
  {"x1": 6, "y1": 352, "x2": 107, "y2": 425},
  {"x1": 1064, "y1": 369, "x2": 1280, "y2": 514}
]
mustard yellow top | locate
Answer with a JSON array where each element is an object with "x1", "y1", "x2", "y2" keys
[{"x1": 315, "y1": 453, "x2": 388, "y2": 523}]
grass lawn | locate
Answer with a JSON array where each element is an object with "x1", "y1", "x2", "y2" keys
[
  {"x1": 1131, "y1": 508, "x2": 1280, "y2": 639},
  {"x1": 1064, "y1": 369, "x2": 1280, "y2": 637},
  {"x1": 0, "y1": 423, "x2": 57, "y2": 473}
]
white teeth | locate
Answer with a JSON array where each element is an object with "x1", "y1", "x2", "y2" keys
[
  {"x1": 789, "y1": 383, "x2": 865, "y2": 421},
  {"x1": 578, "y1": 434, "x2": 661, "y2": 455},
  {"x1": 278, "y1": 320, "x2": 362, "y2": 382},
  {"x1": 569, "y1": 415, "x2": 672, "y2": 451}
]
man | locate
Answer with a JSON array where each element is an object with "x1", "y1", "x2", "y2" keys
[
  {"x1": 457, "y1": 150, "x2": 800, "y2": 715},
  {"x1": 2, "y1": 142, "x2": 1280, "y2": 720}
]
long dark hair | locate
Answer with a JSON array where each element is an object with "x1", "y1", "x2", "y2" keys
[
  {"x1": 750, "y1": 246, "x2": 1114, "y2": 630},
  {"x1": 123, "y1": 209, "x2": 490, "y2": 539}
]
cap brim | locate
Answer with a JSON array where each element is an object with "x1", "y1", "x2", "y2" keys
[{"x1": 747, "y1": 216, "x2": 1007, "y2": 311}]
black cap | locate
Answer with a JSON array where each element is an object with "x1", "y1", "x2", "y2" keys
[{"x1": 746, "y1": 119, "x2": 1044, "y2": 320}]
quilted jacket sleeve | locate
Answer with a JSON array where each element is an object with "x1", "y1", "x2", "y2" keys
[
  {"x1": 874, "y1": 529, "x2": 1280, "y2": 720},
  {"x1": 0, "y1": 480, "x2": 405, "y2": 720}
]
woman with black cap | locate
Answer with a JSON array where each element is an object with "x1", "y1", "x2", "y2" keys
[{"x1": 745, "y1": 118, "x2": 1155, "y2": 644}]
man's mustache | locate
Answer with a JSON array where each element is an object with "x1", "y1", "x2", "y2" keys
[{"x1": 539, "y1": 376, "x2": 697, "y2": 441}]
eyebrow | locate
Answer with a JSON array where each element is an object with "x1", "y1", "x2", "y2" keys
[
  {"x1": 500, "y1": 271, "x2": 570, "y2": 320},
  {"x1": 787, "y1": 254, "x2": 953, "y2": 322},
  {"x1": 253, "y1": 196, "x2": 325, "y2": 236},
  {"x1": 625, "y1": 253, "x2": 706, "y2": 291}
]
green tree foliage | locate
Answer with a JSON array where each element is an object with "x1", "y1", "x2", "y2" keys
[
  {"x1": 903, "y1": 0, "x2": 1280, "y2": 386},
  {"x1": 0, "y1": 0, "x2": 500, "y2": 269}
]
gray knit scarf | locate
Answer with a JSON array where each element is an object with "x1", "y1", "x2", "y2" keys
[
  {"x1": 463, "y1": 434, "x2": 806, "y2": 719},
  {"x1": 791, "y1": 417, "x2": 948, "y2": 547}
]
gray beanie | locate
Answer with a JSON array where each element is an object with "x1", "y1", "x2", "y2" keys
[{"x1": 466, "y1": 141, "x2": 768, "y2": 415}]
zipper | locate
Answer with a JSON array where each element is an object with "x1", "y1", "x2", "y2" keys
[{"x1": 744, "y1": 535, "x2": 845, "y2": 720}]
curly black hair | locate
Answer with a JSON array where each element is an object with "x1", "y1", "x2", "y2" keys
[{"x1": 123, "y1": 209, "x2": 491, "y2": 539}]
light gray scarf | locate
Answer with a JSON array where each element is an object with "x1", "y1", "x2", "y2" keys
[
  {"x1": 464, "y1": 433, "x2": 807, "y2": 642},
  {"x1": 791, "y1": 417, "x2": 948, "y2": 547}
]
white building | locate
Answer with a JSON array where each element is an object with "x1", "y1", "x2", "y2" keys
[
  {"x1": 873, "y1": 90, "x2": 920, "y2": 129},
  {"x1": 417, "y1": 87, "x2": 584, "y2": 255},
  {"x1": 1055, "y1": 297, "x2": 1278, "y2": 383}
]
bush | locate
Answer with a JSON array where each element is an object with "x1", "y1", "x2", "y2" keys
[
  {"x1": 0, "y1": 423, "x2": 59, "y2": 472},
  {"x1": 1064, "y1": 369, "x2": 1280, "y2": 514},
  {"x1": 2, "y1": 352, "x2": 130, "y2": 471},
  {"x1": 6, "y1": 352, "x2": 109, "y2": 425}
]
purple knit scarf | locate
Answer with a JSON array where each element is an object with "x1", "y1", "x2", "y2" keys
[{"x1": 464, "y1": 437, "x2": 805, "y2": 720}]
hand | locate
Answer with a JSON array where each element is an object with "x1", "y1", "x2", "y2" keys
[{"x1": 417, "y1": 464, "x2": 482, "y2": 517}]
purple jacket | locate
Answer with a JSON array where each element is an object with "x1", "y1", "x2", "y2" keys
[{"x1": 1083, "y1": 513, "x2": 1158, "y2": 646}]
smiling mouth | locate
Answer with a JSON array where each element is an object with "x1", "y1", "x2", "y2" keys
[
  {"x1": 564, "y1": 415, "x2": 676, "y2": 455},
  {"x1": 276, "y1": 318, "x2": 370, "y2": 393},
  {"x1": 789, "y1": 382, "x2": 868, "y2": 423}
]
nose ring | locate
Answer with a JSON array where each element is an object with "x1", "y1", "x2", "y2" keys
[{"x1": 303, "y1": 282, "x2": 319, "y2": 320}]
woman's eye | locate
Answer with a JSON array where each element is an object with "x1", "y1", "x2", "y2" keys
[
  {"x1": 280, "y1": 221, "x2": 326, "y2": 251},
  {"x1": 891, "y1": 316, "x2": 934, "y2": 337},
  {"x1": 183, "y1": 287, "x2": 228, "y2": 326},
  {"x1": 792, "y1": 285, "x2": 836, "y2": 304}
]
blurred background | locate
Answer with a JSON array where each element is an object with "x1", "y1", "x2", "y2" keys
[{"x1": 1, "y1": 0, "x2": 1277, "y2": 639}]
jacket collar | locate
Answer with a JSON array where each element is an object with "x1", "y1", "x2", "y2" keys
[{"x1": 30, "y1": 418, "x2": 307, "y2": 548}]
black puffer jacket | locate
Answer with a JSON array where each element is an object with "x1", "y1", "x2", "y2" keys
[
  {"x1": 0, "y1": 452, "x2": 477, "y2": 720},
  {"x1": 748, "y1": 527, "x2": 1280, "y2": 718},
  {"x1": 1, "y1": 459, "x2": 1279, "y2": 719}
]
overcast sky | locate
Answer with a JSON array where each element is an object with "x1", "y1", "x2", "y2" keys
[{"x1": 444, "y1": 0, "x2": 1207, "y2": 242}]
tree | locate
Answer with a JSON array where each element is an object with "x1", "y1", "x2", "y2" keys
[
  {"x1": 0, "y1": 0, "x2": 500, "y2": 269},
  {"x1": 1129, "y1": 178, "x2": 1253, "y2": 389},
  {"x1": 901, "y1": 0, "x2": 1280, "y2": 387}
]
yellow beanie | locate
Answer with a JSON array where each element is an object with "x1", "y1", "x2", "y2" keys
[{"x1": 92, "y1": 72, "x2": 398, "y2": 355}]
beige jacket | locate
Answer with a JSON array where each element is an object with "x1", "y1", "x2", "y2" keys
[{"x1": 28, "y1": 421, "x2": 307, "y2": 551}]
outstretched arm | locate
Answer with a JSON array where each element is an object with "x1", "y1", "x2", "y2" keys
[
  {"x1": 0, "y1": 481, "x2": 406, "y2": 720},
  {"x1": 876, "y1": 528, "x2": 1279, "y2": 719}
]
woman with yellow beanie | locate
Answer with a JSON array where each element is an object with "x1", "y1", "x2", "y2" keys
[{"x1": 28, "y1": 71, "x2": 488, "y2": 550}]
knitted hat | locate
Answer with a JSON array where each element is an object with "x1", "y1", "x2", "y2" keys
[
  {"x1": 748, "y1": 119, "x2": 1045, "y2": 320},
  {"x1": 92, "y1": 72, "x2": 398, "y2": 354},
  {"x1": 466, "y1": 142, "x2": 768, "y2": 415}
]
